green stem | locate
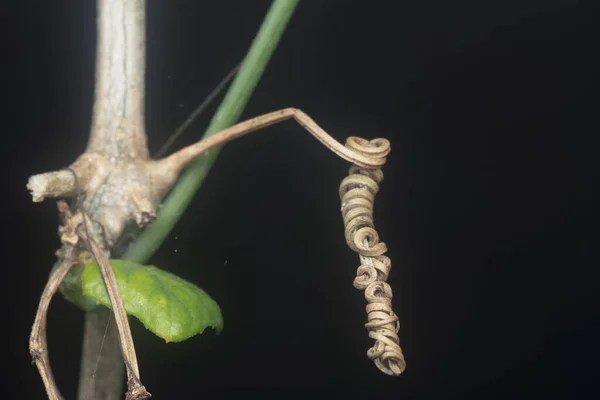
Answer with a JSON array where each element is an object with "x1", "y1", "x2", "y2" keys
[{"x1": 125, "y1": 0, "x2": 299, "y2": 263}]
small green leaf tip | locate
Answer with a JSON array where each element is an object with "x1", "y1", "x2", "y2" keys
[{"x1": 82, "y1": 259, "x2": 223, "y2": 342}]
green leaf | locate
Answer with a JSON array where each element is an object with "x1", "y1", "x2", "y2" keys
[
  {"x1": 81, "y1": 259, "x2": 223, "y2": 342},
  {"x1": 58, "y1": 263, "x2": 102, "y2": 312}
]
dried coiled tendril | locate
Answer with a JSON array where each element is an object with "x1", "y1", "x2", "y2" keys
[{"x1": 340, "y1": 137, "x2": 406, "y2": 376}]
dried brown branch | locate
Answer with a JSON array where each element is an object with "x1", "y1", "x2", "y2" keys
[
  {"x1": 151, "y1": 108, "x2": 389, "y2": 190},
  {"x1": 29, "y1": 246, "x2": 76, "y2": 400},
  {"x1": 30, "y1": 196, "x2": 151, "y2": 399},
  {"x1": 79, "y1": 224, "x2": 150, "y2": 399}
]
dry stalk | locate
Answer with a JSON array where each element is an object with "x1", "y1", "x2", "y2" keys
[
  {"x1": 77, "y1": 224, "x2": 149, "y2": 399},
  {"x1": 30, "y1": 198, "x2": 151, "y2": 399},
  {"x1": 29, "y1": 245, "x2": 76, "y2": 400}
]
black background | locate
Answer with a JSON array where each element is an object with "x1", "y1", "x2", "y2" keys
[{"x1": 2, "y1": 1, "x2": 597, "y2": 399}]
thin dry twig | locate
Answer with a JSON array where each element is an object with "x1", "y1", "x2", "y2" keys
[
  {"x1": 30, "y1": 181, "x2": 150, "y2": 399},
  {"x1": 151, "y1": 108, "x2": 389, "y2": 189},
  {"x1": 29, "y1": 246, "x2": 76, "y2": 400},
  {"x1": 77, "y1": 225, "x2": 150, "y2": 399},
  {"x1": 82, "y1": 232, "x2": 150, "y2": 399}
]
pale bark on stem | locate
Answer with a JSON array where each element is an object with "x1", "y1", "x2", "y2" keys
[
  {"x1": 26, "y1": 170, "x2": 76, "y2": 202},
  {"x1": 88, "y1": 0, "x2": 148, "y2": 160}
]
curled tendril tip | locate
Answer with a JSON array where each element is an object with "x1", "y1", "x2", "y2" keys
[{"x1": 339, "y1": 137, "x2": 406, "y2": 376}]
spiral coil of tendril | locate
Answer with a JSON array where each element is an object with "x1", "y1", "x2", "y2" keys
[{"x1": 339, "y1": 137, "x2": 406, "y2": 376}]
